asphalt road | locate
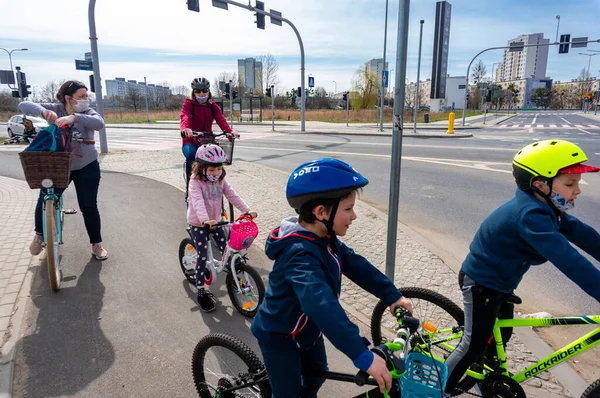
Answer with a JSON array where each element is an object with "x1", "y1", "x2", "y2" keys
[{"x1": 0, "y1": 153, "x2": 365, "y2": 397}]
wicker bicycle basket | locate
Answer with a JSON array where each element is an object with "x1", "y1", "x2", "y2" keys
[
  {"x1": 215, "y1": 136, "x2": 235, "y2": 165},
  {"x1": 19, "y1": 152, "x2": 73, "y2": 189}
]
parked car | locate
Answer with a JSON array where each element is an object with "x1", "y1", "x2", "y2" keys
[{"x1": 7, "y1": 115, "x2": 48, "y2": 137}]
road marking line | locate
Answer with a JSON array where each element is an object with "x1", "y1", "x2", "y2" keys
[
  {"x1": 532, "y1": 114, "x2": 538, "y2": 124},
  {"x1": 558, "y1": 116, "x2": 572, "y2": 124},
  {"x1": 577, "y1": 128, "x2": 595, "y2": 135}
]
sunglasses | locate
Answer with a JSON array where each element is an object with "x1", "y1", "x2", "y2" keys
[{"x1": 194, "y1": 89, "x2": 209, "y2": 93}]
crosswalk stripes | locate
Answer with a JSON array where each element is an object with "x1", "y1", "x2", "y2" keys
[{"x1": 497, "y1": 124, "x2": 600, "y2": 130}]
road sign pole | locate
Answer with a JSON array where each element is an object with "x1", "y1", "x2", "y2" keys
[
  {"x1": 271, "y1": 85, "x2": 275, "y2": 131},
  {"x1": 378, "y1": 0, "x2": 389, "y2": 132},
  {"x1": 88, "y1": 0, "x2": 108, "y2": 153}
]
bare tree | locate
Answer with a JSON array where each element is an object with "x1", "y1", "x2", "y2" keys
[
  {"x1": 0, "y1": 89, "x2": 18, "y2": 112},
  {"x1": 471, "y1": 60, "x2": 487, "y2": 85},
  {"x1": 213, "y1": 72, "x2": 238, "y2": 97},
  {"x1": 38, "y1": 80, "x2": 65, "y2": 103},
  {"x1": 124, "y1": 86, "x2": 143, "y2": 110},
  {"x1": 173, "y1": 85, "x2": 189, "y2": 97},
  {"x1": 258, "y1": 53, "x2": 280, "y2": 91}
]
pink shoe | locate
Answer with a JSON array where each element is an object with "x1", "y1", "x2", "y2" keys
[{"x1": 92, "y1": 243, "x2": 109, "y2": 260}]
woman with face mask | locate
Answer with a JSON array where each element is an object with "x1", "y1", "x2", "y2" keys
[
  {"x1": 180, "y1": 77, "x2": 236, "y2": 198},
  {"x1": 18, "y1": 80, "x2": 108, "y2": 261}
]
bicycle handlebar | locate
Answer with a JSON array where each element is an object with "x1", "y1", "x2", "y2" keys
[{"x1": 181, "y1": 131, "x2": 236, "y2": 140}]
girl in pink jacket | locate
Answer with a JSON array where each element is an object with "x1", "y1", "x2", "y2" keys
[{"x1": 187, "y1": 144, "x2": 257, "y2": 312}]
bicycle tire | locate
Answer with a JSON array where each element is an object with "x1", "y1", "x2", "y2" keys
[
  {"x1": 582, "y1": 378, "x2": 600, "y2": 398},
  {"x1": 45, "y1": 199, "x2": 61, "y2": 292},
  {"x1": 370, "y1": 287, "x2": 477, "y2": 396},
  {"x1": 178, "y1": 238, "x2": 197, "y2": 285},
  {"x1": 192, "y1": 332, "x2": 271, "y2": 398},
  {"x1": 226, "y1": 260, "x2": 265, "y2": 318}
]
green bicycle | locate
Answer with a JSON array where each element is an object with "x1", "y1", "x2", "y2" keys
[
  {"x1": 191, "y1": 305, "x2": 449, "y2": 398},
  {"x1": 370, "y1": 287, "x2": 600, "y2": 397}
]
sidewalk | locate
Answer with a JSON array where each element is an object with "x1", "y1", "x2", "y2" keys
[
  {"x1": 577, "y1": 111, "x2": 600, "y2": 122},
  {"x1": 95, "y1": 148, "x2": 579, "y2": 397}
]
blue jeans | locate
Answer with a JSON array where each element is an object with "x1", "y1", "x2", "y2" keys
[
  {"x1": 34, "y1": 160, "x2": 102, "y2": 244},
  {"x1": 257, "y1": 333, "x2": 328, "y2": 398},
  {"x1": 183, "y1": 143, "x2": 199, "y2": 192}
]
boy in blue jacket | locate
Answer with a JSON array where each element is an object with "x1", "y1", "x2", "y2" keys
[
  {"x1": 251, "y1": 158, "x2": 412, "y2": 397},
  {"x1": 444, "y1": 139, "x2": 600, "y2": 395}
]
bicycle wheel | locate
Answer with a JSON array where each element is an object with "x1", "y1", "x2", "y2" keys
[
  {"x1": 370, "y1": 287, "x2": 477, "y2": 395},
  {"x1": 179, "y1": 238, "x2": 197, "y2": 285},
  {"x1": 226, "y1": 260, "x2": 265, "y2": 318},
  {"x1": 192, "y1": 333, "x2": 271, "y2": 398},
  {"x1": 582, "y1": 378, "x2": 600, "y2": 398},
  {"x1": 44, "y1": 199, "x2": 61, "y2": 292}
]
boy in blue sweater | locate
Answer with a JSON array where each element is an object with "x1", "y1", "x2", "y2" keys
[
  {"x1": 444, "y1": 139, "x2": 600, "y2": 395},
  {"x1": 251, "y1": 158, "x2": 413, "y2": 397}
]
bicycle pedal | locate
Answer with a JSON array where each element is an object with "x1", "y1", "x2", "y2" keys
[{"x1": 64, "y1": 208, "x2": 78, "y2": 215}]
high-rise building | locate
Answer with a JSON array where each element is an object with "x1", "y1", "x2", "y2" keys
[
  {"x1": 237, "y1": 58, "x2": 263, "y2": 94},
  {"x1": 365, "y1": 58, "x2": 389, "y2": 80},
  {"x1": 105, "y1": 77, "x2": 171, "y2": 99},
  {"x1": 499, "y1": 33, "x2": 549, "y2": 82}
]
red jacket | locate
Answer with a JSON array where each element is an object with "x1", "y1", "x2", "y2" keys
[{"x1": 180, "y1": 97, "x2": 232, "y2": 146}]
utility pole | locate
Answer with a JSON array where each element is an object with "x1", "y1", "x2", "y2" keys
[
  {"x1": 229, "y1": 80, "x2": 233, "y2": 126},
  {"x1": 271, "y1": 85, "x2": 275, "y2": 131}
]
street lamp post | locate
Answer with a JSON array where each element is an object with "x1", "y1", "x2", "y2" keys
[
  {"x1": 0, "y1": 48, "x2": 28, "y2": 90},
  {"x1": 413, "y1": 20, "x2": 424, "y2": 134}
]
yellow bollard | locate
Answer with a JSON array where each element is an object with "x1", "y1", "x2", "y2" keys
[{"x1": 447, "y1": 112, "x2": 455, "y2": 134}]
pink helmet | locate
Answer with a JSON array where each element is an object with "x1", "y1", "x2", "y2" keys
[{"x1": 195, "y1": 144, "x2": 227, "y2": 165}]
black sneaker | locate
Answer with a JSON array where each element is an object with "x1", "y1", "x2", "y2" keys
[{"x1": 197, "y1": 290, "x2": 216, "y2": 313}]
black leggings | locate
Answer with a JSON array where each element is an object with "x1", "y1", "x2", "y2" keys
[{"x1": 444, "y1": 270, "x2": 514, "y2": 394}]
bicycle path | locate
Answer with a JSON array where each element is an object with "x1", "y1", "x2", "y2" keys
[
  {"x1": 0, "y1": 160, "x2": 365, "y2": 397},
  {"x1": 0, "y1": 147, "x2": 588, "y2": 397}
]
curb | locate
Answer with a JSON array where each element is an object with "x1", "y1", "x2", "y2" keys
[
  {"x1": 276, "y1": 130, "x2": 474, "y2": 138},
  {"x1": 0, "y1": 266, "x2": 35, "y2": 398}
]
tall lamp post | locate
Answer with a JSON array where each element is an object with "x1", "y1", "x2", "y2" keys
[{"x1": 0, "y1": 47, "x2": 28, "y2": 89}]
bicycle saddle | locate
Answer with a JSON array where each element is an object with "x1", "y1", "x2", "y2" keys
[{"x1": 501, "y1": 292, "x2": 522, "y2": 305}]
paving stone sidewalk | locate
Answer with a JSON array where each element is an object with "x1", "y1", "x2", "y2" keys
[{"x1": 98, "y1": 148, "x2": 574, "y2": 397}]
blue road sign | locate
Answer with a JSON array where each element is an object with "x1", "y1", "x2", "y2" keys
[
  {"x1": 308, "y1": 76, "x2": 314, "y2": 88},
  {"x1": 382, "y1": 70, "x2": 389, "y2": 88},
  {"x1": 250, "y1": 88, "x2": 254, "y2": 95},
  {"x1": 75, "y1": 60, "x2": 93, "y2": 71}
]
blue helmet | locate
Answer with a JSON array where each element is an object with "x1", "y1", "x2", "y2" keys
[{"x1": 286, "y1": 158, "x2": 369, "y2": 210}]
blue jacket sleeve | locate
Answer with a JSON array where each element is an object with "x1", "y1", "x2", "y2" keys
[
  {"x1": 559, "y1": 213, "x2": 600, "y2": 263},
  {"x1": 338, "y1": 241, "x2": 402, "y2": 305},
  {"x1": 284, "y1": 250, "x2": 374, "y2": 371},
  {"x1": 519, "y1": 209, "x2": 600, "y2": 303}
]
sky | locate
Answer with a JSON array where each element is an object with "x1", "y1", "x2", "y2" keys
[{"x1": 1, "y1": 0, "x2": 600, "y2": 97}]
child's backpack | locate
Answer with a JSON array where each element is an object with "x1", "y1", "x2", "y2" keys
[{"x1": 24, "y1": 124, "x2": 73, "y2": 153}]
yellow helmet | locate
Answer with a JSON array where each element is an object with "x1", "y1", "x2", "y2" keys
[{"x1": 512, "y1": 139, "x2": 597, "y2": 190}]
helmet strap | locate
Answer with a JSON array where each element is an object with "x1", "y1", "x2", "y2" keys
[
  {"x1": 316, "y1": 199, "x2": 340, "y2": 252},
  {"x1": 531, "y1": 179, "x2": 562, "y2": 217}
]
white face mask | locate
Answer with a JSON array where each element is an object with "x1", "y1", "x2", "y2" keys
[
  {"x1": 196, "y1": 96, "x2": 209, "y2": 104},
  {"x1": 73, "y1": 99, "x2": 90, "y2": 113}
]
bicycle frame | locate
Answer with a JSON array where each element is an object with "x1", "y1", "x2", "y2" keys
[
  {"x1": 41, "y1": 188, "x2": 64, "y2": 246},
  {"x1": 420, "y1": 315, "x2": 600, "y2": 384}
]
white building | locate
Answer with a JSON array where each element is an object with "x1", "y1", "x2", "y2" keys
[
  {"x1": 105, "y1": 77, "x2": 171, "y2": 99},
  {"x1": 237, "y1": 58, "x2": 263, "y2": 94},
  {"x1": 405, "y1": 76, "x2": 465, "y2": 110},
  {"x1": 499, "y1": 33, "x2": 549, "y2": 82},
  {"x1": 365, "y1": 58, "x2": 389, "y2": 81}
]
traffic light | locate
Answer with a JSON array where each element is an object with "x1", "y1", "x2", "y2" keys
[
  {"x1": 89, "y1": 74, "x2": 95, "y2": 93},
  {"x1": 297, "y1": 87, "x2": 302, "y2": 97},
  {"x1": 232, "y1": 90, "x2": 238, "y2": 99},
  {"x1": 255, "y1": 1, "x2": 265, "y2": 29},
  {"x1": 485, "y1": 89, "x2": 492, "y2": 102},
  {"x1": 187, "y1": 0, "x2": 199, "y2": 12},
  {"x1": 11, "y1": 90, "x2": 19, "y2": 98},
  {"x1": 265, "y1": 87, "x2": 271, "y2": 97},
  {"x1": 559, "y1": 34, "x2": 570, "y2": 54},
  {"x1": 225, "y1": 83, "x2": 230, "y2": 99},
  {"x1": 342, "y1": 92, "x2": 348, "y2": 101},
  {"x1": 16, "y1": 71, "x2": 31, "y2": 98}
]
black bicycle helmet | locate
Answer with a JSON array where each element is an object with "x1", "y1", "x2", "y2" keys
[{"x1": 191, "y1": 77, "x2": 210, "y2": 91}]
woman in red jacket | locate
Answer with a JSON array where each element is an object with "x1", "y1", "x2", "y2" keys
[{"x1": 180, "y1": 77, "x2": 235, "y2": 195}]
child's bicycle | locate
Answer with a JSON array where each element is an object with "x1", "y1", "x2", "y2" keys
[
  {"x1": 190, "y1": 299, "x2": 449, "y2": 398},
  {"x1": 178, "y1": 215, "x2": 265, "y2": 318},
  {"x1": 369, "y1": 287, "x2": 600, "y2": 397},
  {"x1": 18, "y1": 131, "x2": 88, "y2": 291}
]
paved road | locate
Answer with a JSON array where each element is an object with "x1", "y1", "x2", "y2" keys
[{"x1": 0, "y1": 154, "x2": 366, "y2": 398}]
